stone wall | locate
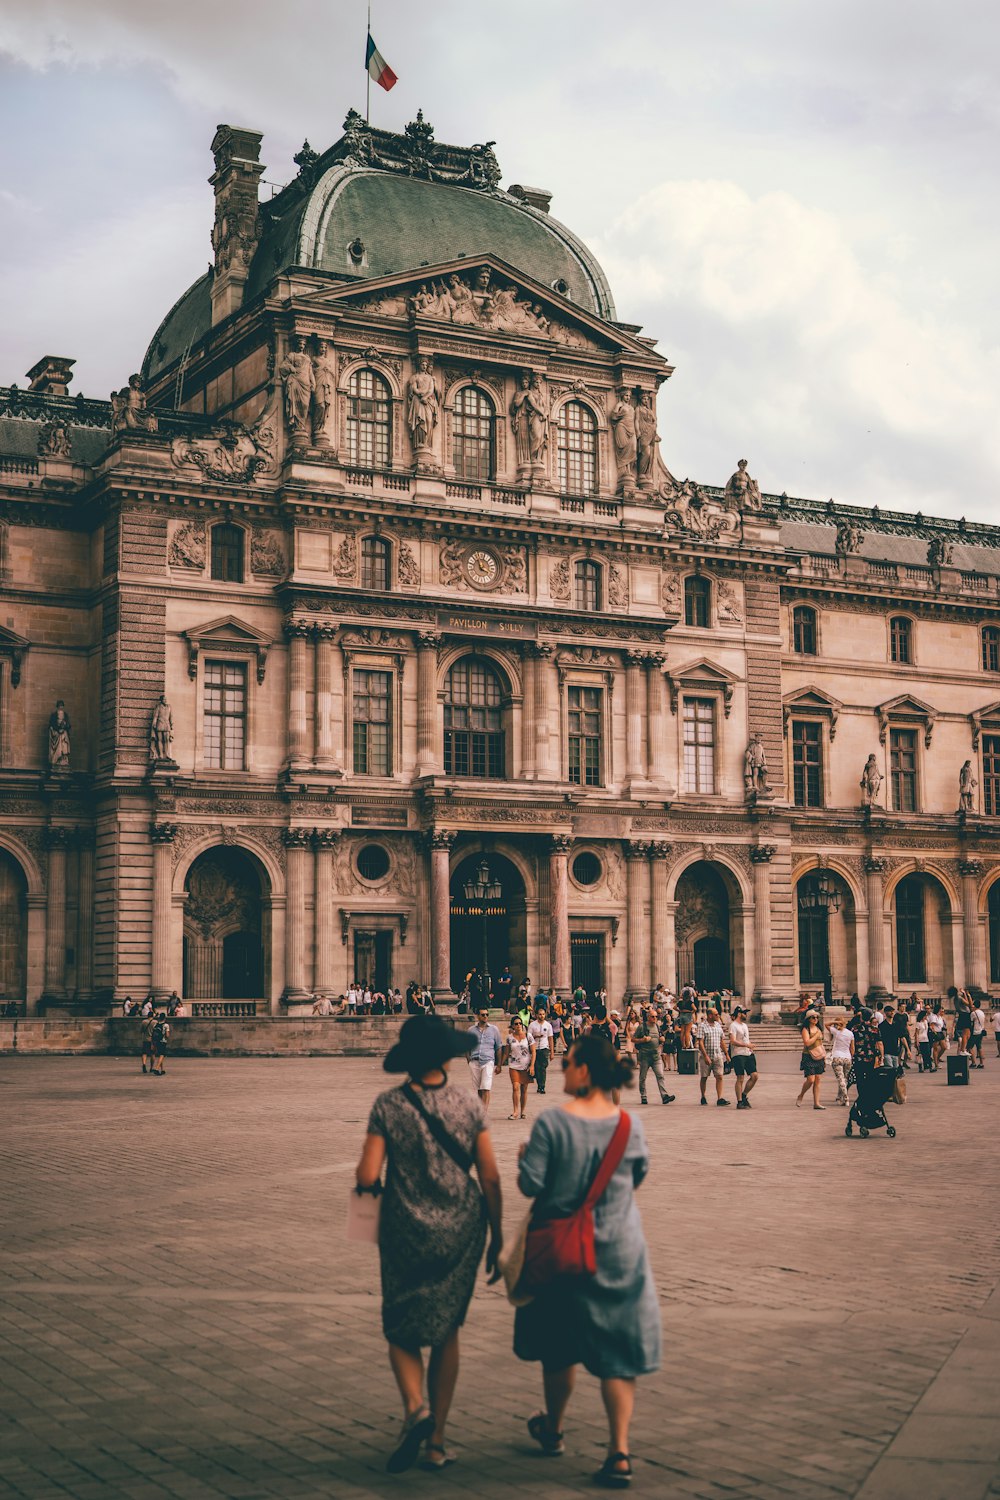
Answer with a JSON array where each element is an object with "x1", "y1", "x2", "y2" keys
[{"x1": 0, "y1": 1016, "x2": 405, "y2": 1056}]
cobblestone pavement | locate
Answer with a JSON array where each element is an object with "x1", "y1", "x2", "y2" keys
[{"x1": 1, "y1": 1051, "x2": 998, "y2": 1500}]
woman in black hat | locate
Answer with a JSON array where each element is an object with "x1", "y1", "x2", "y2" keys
[{"x1": 355, "y1": 1015, "x2": 503, "y2": 1473}]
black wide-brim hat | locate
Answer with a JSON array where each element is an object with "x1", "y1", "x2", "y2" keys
[{"x1": 384, "y1": 1015, "x2": 476, "y2": 1074}]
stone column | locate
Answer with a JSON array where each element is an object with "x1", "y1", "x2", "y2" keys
[
  {"x1": 958, "y1": 860, "x2": 985, "y2": 992},
  {"x1": 645, "y1": 653, "x2": 667, "y2": 784},
  {"x1": 283, "y1": 828, "x2": 312, "y2": 1000},
  {"x1": 863, "y1": 856, "x2": 889, "y2": 999},
  {"x1": 285, "y1": 618, "x2": 312, "y2": 770},
  {"x1": 648, "y1": 842, "x2": 672, "y2": 987},
  {"x1": 520, "y1": 648, "x2": 536, "y2": 778},
  {"x1": 313, "y1": 624, "x2": 338, "y2": 769},
  {"x1": 74, "y1": 828, "x2": 96, "y2": 1000},
  {"x1": 313, "y1": 830, "x2": 338, "y2": 996},
  {"x1": 749, "y1": 845, "x2": 779, "y2": 1016},
  {"x1": 415, "y1": 632, "x2": 441, "y2": 778},
  {"x1": 624, "y1": 652, "x2": 645, "y2": 788},
  {"x1": 549, "y1": 835, "x2": 572, "y2": 999},
  {"x1": 624, "y1": 840, "x2": 651, "y2": 998},
  {"x1": 43, "y1": 827, "x2": 69, "y2": 999},
  {"x1": 531, "y1": 644, "x2": 555, "y2": 781},
  {"x1": 150, "y1": 823, "x2": 177, "y2": 999},
  {"x1": 427, "y1": 830, "x2": 456, "y2": 1004}
]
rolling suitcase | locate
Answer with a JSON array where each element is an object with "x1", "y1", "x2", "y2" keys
[
  {"x1": 946, "y1": 1053, "x2": 969, "y2": 1086},
  {"x1": 677, "y1": 1047, "x2": 698, "y2": 1076}
]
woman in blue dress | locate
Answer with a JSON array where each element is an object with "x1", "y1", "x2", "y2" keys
[{"x1": 514, "y1": 1032, "x2": 660, "y2": 1489}]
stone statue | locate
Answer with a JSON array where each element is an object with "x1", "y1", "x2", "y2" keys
[
  {"x1": 509, "y1": 370, "x2": 548, "y2": 469},
  {"x1": 835, "y1": 518, "x2": 865, "y2": 556},
  {"x1": 609, "y1": 388, "x2": 637, "y2": 484},
  {"x1": 744, "y1": 732, "x2": 768, "y2": 797},
  {"x1": 860, "y1": 753, "x2": 883, "y2": 807},
  {"x1": 724, "y1": 458, "x2": 762, "y2": 512},
  {"x1": 47, "y1": 700, "x2": 71, "y2": 769},
  {"x1": 959, "y1": 760, "x2": 977, "y2": 813},
  {"x1": 634, "y1": 393, "x2": 659, "y2": 485},
  {"x1": 149, "y1": 695, "x2": 174, "y2": 762},
  {"x1": 928, "y1": 535, "x2": 953, "y2": 568},
  {"x1": 311, "y1": 340, "x2": 337, "y2": 445},
  {"x1": 406, "y1": 355, "x2": 439, "y2": 452},
  {"x1": 38, "y1": 418, "x2": 70, "y2": 458},
  {"x1": 279, "y1": 335, "x2": 314, "y2": 437},
  {"x1": 110, "y1": 374, "x2": 158, "y2": 436}
]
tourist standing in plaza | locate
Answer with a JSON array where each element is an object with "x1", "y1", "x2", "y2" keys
[
  {"x1": 504, "y1": 1015, "x2": 535, "y2": 1120},
  {"x1": 795, "y1": 1007, "x2": 826, "y2": 1109},
  {"x1": 634, "y1": 1009, "x2": 675, "y2": 1106},
  {"x1": 514, "y1": 1032, "x2": 660, "y2": 1488},
  {"x1": 528, "y1": 1004, "x2": 554, "y2": 1094},
  {"x1": 150, "y1": 1012, "x2": 170, "y2": 1076},
  {"x1": 970, "y1": 1001, "x2": 987, "y2": 1068},
  {"x1": 467, "y1": 1007, "x2": 503, "y2": 1113},
  {"x1": 914, "y1": 1008, "x2": 932, "y2": 1072},
  {"x1": 850, "y1": 1009, "x2": 884, "y2": 1095},
  {"x1": 928, "y1": 1004, "x2": 948, "y2": 1069},
  {"x1": 140, "y1": 1008, "x2": 156, "y2": 1074},
  {"x1": 355, "y1": 1016, "x2": 503, "y2": 1473},
  {"x1": 827, "y1": 1014, "x2": 855, "y2": 1105},
  {"x1": 727, "y1": 1004, "x2": 759, "y2": 1108},
  {"x1": 993, "y1": 1004, "x2": 1000, "y2": 1057},
  {"x1": 694, "y1": 1005, "x2": 730, "y2": 1106}
]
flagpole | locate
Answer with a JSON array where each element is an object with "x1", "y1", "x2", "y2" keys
[{"x1": 366, "y1": 1, "x2": 371, "y2": 124}]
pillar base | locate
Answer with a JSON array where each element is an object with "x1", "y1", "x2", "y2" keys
[
  {"x1": 757, "y1": 999, "x2": 782, "y2": 1023},
  {"x1": 282, "y1": 987, "x2": 311, "y2": 1005}
]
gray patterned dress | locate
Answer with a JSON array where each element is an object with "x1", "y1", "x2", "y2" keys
[{"x1": 367, "y1": 1082, "x2": 487, "y2": 1351}]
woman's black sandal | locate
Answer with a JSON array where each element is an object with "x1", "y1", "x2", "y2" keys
[{"x1": 594, "y1": 1452, "x2": 632, "y2": 1488}]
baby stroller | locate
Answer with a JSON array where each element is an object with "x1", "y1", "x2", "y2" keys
[{"x1": 845, "y1": 1067, "x2": 897, "y2": 1139}]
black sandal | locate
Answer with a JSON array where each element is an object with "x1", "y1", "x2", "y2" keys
[{"x1": 594, "y1": 1453, "x2": 632, "y2": 1488}]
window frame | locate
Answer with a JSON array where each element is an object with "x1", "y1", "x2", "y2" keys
[
  {"x1": 983, "y1": 733, "x2": 1000, "y2": 816},
  {"x1": 556, "y1": 400, "x2": 598, "y2": 497},
  {"x1": 360, "y1": 535, "x2": 392, "y2": 592},
  {"x1": 791, "y1": 719, "x2": 824, "y2": 808},
  {"x1": 574, "y1": 558, "x2": 602, "y2": 612},
  {"x1": 894, "y1": 874, "x2": 926, "y2": 984},
  {"x1": 202, "y1": 658, "x2": 249, "y2": 772},
  {"x1": 681, "y1": 695, "x2": 717, "y2": 795},
  {"x1": 889, "y1": 614, "x2": 914, "y2": 665},
  {"x1": 352, "y1": 665, "x2": 393, "y2": 777},
  {"x1": 451, "y1": 385, "x2": 495, "y2": 482},
  {"x1": 567, "y1": 682, "x2": 604, "y2": 788},
  {"x1": 684, "y1": 575, "x2": 711, "y2": 629},
  {"x1": 442, "y1": 656, "x2": 507, "y2": 781},
  {"x1": 982, "y1": 626, "x2": 1000, "y2": 675},
  {"x1": 210, "y1": 522, "x2": 245, "y2": 584},
  {"x1": 345, "y1": 367, "x2": 392, "y2": 471},
  {"x1": 889, "y1": 726, "x2": 919, "y2": 812},
  {"x1": 792, "y1": 604, "x2": 818, "y2": 656}
]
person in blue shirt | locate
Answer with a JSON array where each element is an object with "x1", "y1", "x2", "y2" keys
[{"x1": 467, "y1": 1007, "x2": 504, "y2": 1112}]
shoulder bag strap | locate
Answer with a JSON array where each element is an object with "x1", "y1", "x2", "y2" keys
[
  {"x1": 582, "y1": 1111, "x2": 631, "y2": 1211},
  {"x1": 401, "y1": 1085, "x2": 475, "y2": 1175}
]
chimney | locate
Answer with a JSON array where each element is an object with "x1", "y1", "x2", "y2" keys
[
  {"x1": 26, "y1": 356, "x2": 75, "y2": 397},
  {"x1": 507, "y1": 184, "x2": 552, "y2": 214},
  {"x1": 209, "y1": 125, "x2": 265, "y2": 326}
]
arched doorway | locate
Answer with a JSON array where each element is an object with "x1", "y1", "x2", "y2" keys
[
  {"x1": 795, "y1": 869, "x2": 858, "y2": 999},
  {"x1": 0, "y1": 849, "x2": 28, "y2": 1009},
  {"x1": 450, "y1": 851, "x2": 526, "y2": 998},
  {"x1": 183, "y1": 847, "x2": 268, "y2": 1000},
  {"x1": 892, "y1": 872, "x2": 954, "y2": 992},
  {"x1": 675, "y1": 861, "x2": 732, "y2": 991},
  {"x1": 989, "y1": 882, "x2": 1000, "y2": 984}
]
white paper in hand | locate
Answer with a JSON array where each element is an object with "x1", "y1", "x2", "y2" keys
[{"x1": 346, "y1": 1188, "x2": 381, "y2": 1244}]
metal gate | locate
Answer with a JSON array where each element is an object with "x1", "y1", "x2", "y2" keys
[{"x1": 570, "y1": 934, "x2": 603, "y2": 997}]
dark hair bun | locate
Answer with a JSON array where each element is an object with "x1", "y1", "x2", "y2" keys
[{"x1": 573, "y1": 1032, "x2": 636, "y2": 1092}]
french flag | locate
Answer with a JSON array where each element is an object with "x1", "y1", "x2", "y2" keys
[{"x1": 366, "y1": 31, "x2": 397, "y2": 91}]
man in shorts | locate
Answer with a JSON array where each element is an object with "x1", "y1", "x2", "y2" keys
[
  {"x1": 150, "y1": 1011, "x2": 170, "y2": 1076},
  {"x1": 140, "y1": 1008, "x2": 156, "y2": 1075},
  {"x1": 695, "y1": 1005, "x2": 730, "y2": 1106},
  {"x1": 728, "y1": 1005, "x2": 759, "y2": 1109},
  {"x1": 467, "y1": 1007, "x2": 503, "y2": 1112}
]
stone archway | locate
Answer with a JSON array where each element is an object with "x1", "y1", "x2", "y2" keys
[
  {"x1": 183, "y1": 847, "x2": 269, "y2": 1000},
  {"x1": 675, "y1": 861, "x2": 733, "y2": 992},
  {"x1": 891, "y1": 871, "x2": 955, "y2": 994},
  {"x1": 794, "y1": 868, "x2": 860, "y2": 999},
  {"x1": 449, "y1": 850, "x2": 527, "y2": 999},
  {"x1": 0, "y1": 848, "x2": 28, "y2": 1009}
]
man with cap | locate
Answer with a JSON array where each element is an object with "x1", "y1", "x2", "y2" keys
[
  {"x1": 467, "y1": 1006, "x2": 504, "y2": 1112},
  {"x1": 727, "y1": 1004, "x2": 758, "y2": 1108},
  {"x1": 694, "y1": 1005, "x2": 731, "y2": 1105}
]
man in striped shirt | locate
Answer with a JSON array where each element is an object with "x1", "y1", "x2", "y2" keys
[{"x1": 695, "y1": 1006, "x2": 731, "y2": 1106}]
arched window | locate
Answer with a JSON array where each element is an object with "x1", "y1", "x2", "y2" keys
[
  {"x1": 557, "y1": 401, "x2": 598, "y2": 496},
  {"x1": 983, "y1": 626, "x2": 1000, "y2": 673},
  {"x1": 989, "y1": 882, "x2": 1000, "y2": 982},
  {"x1": 684, "y1": 575, "x2": 711, "y2": 628},
  {"x1": 574, "y1": 559, "x2": 601, "y2": 611},
  {"x1": 890, "y1": 615, "x2": 912, "y2": 664},
  {"x1": 210, "y1": 522, "x2": 244, "y2": 583},
  {"x1": 360, "y1": 536, "x2": 391, "y2": 591},
  {"x1": 895, "y1": 875, "x2": 925, "y2": 983},
  {"x1": 452, "y1": 386, "x2": 494, "y2": 481},
  {"x1": 345, "y1": 368, "x2": 391, "y2": 469},
  {"x1": 792, "y1": 605, "x2": 817, "y2": 655},
  {"x1": 443, "y1": 657, "x2": 506, "y2": 779}
]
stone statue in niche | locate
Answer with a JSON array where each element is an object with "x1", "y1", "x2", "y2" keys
[
  {"x1": 634, "y1": 392, "x2": 659, "y2": 486},
  {"x1": 743, "y1": 731, "x2": 768, "y2": 797},
  {"x1": 47, "y1": 700, "x2": 71, "y2": 768},
  {"x1": 661, "y1": 568, "x2": 681, "y2": 612},
  {"x1": 406, "y1": 355, "x2": 440, "y2": 455},
  {"x1": 149, "y1": 695, "x2": 174, "y2": 762},
  {"x1": 169, "y1": 520, "x2": 206, "y2": 570},
  {"x1": 860, "y1": 753, "x2": 883, "y2": 807},
  {"x1": 724, "y1": 458, "x2": 762, "y2": 512},
  {"x1": 38, "y1": 418, "x2": 71, "y2": 458},
  {"x1": 509, "y1": 370, "x2": 548, "y2": 472},
  {"x1": 716, "y1": 580, "x2": 743, "y2": 623},
  {"x1": 928, "y1": 535, "x2": 953, "y2": 567},
  {"x1": 609, "y1": 388, "x2": 637, "y2": 487},
  {"x1": 397, "y1": 540, "x2": 420, "y2": 586},
  {"x1": 958, "y1": 760, "x2": 977, "y2": 813},
  {"x1": 311, "y1": 340, "x2": 337, "y2": 446},
  {"x1": 110, "y1": 374, "x2": 158, "y2": 436},
  {"x1": 549, "y1": 555, "x2": 571, "y2": 602},
  {"x1": 279, "y1": 335, "x2": 314, "y2": 438},
  {"x1": 250, "y1": 526, "x2": 285, "y2": 578},
  {"x1": 835, "y1": 518, "x2": 865, "y2": 556}
]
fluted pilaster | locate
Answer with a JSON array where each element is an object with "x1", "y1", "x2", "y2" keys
[
  {"x1": 863, "y1": 856, "x2": 889, "y2": 998},
  {"x1": 549, "y1": 835, "x2": 572, "y2": 997},
  {"x1": 624, "y1": 839, "x2": 651, "y2": 997},
  {"x1": 283, "y1": 828, "x2": 312, "y2": 998},
  {"x1": 150, "y1": 823, "x2": 177, "y2": 997},
  {"x1": 43, "y1": 828, "x2": 69, "y2": 998}
]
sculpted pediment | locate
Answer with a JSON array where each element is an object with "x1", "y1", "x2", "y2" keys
[
  {"x1": 0, "y1": 624, "x2": 29, "y2": 686},
  {"x1": 875, "y1": 693, "x2": 937, "y2": 747},
  {"x1": 666, "y1": 658, "x2": 741, "y2": 717},
  {"x1": 970, "y1": 700, "x2": 1000, "y2": 749},
  {"x1": 782, "y1": 686, "x2": 843, "y2": 738},
  {"x1": 303, "y1": 256, "x2": 656, "y2": 358},
  {"x1": 183, "y1": 617, "x2": 272, "y2": 684}
]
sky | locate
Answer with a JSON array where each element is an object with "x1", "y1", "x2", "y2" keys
[{"x1": 1, "y1": 0, "x2": 998, "y2": 521}]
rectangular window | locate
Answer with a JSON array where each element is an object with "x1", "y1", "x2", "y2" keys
[
  {"x1": 682, "y1": 697, "x2": 715, "y2": 794},
  {"x1": 890, "y1": 728, "x2": 918, "y2": 812},
  {"x1": 984, "y1": 734, "x2": 1000, "y2": 816},
  {"x1": 568, "y1": 685, "x2": 603, "y2": 787},
  {"x1": 203, "y1": 661, "x2": 247, "y2": 770},
  {"x1": 791, "y1": 721, "x2": 823, "y2": 807},
  {"x1": 352, "y1": 669, "x2": 392, "y2": 775}
]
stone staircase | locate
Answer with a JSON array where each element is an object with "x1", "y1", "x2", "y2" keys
[{"x1": 746, "y1": 1022, "x2": 805, "y2": 1053}]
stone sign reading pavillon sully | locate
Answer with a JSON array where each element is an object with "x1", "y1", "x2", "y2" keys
[{"x1": 1, "y1": 108, "x2": 999, "y2": 1018}]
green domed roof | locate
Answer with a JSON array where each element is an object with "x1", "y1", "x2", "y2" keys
[{"x1": 144, "y1": 112, "x2": 616, "y2": 384}]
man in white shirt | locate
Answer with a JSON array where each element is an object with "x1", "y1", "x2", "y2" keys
[
  {"x1": 970, "y1": 1005, "x2": 986, "y2": 1068},
  {"x1": 728, "y1": 1005, "x2": 758, "y2": 1109},
  {"x1": 827, "y1": 1014, "x2": 855, "y2": 1105},
  {"x1": 528, "y1": 1006, "x2": 554, "y2": 1094}
]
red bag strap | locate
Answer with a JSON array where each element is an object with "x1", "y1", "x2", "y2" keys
[{"x1": 582, "y1": 1111, "x2": 631, "y2": 1211}]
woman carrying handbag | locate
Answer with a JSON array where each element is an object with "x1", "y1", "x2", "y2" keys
[{"x1": 509, "y1": 1033, "x2": 660, "y2": 1489}]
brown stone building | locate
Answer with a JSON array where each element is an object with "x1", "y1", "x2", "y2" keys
[{"x1": 2, "y1": 112, "x2": 999, "y2": 1016}]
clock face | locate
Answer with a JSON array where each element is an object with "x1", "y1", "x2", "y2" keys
[{"x1": 465, "y1": 548, "x2": 501, "y2": 588}]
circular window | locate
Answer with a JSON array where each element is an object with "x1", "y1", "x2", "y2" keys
[
  {"x1": 356, "y1": 844, "x2": 390, "y2": 882},
  {"x1": 572, "y1": 851, "x2": 602, "y2": 888}
]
